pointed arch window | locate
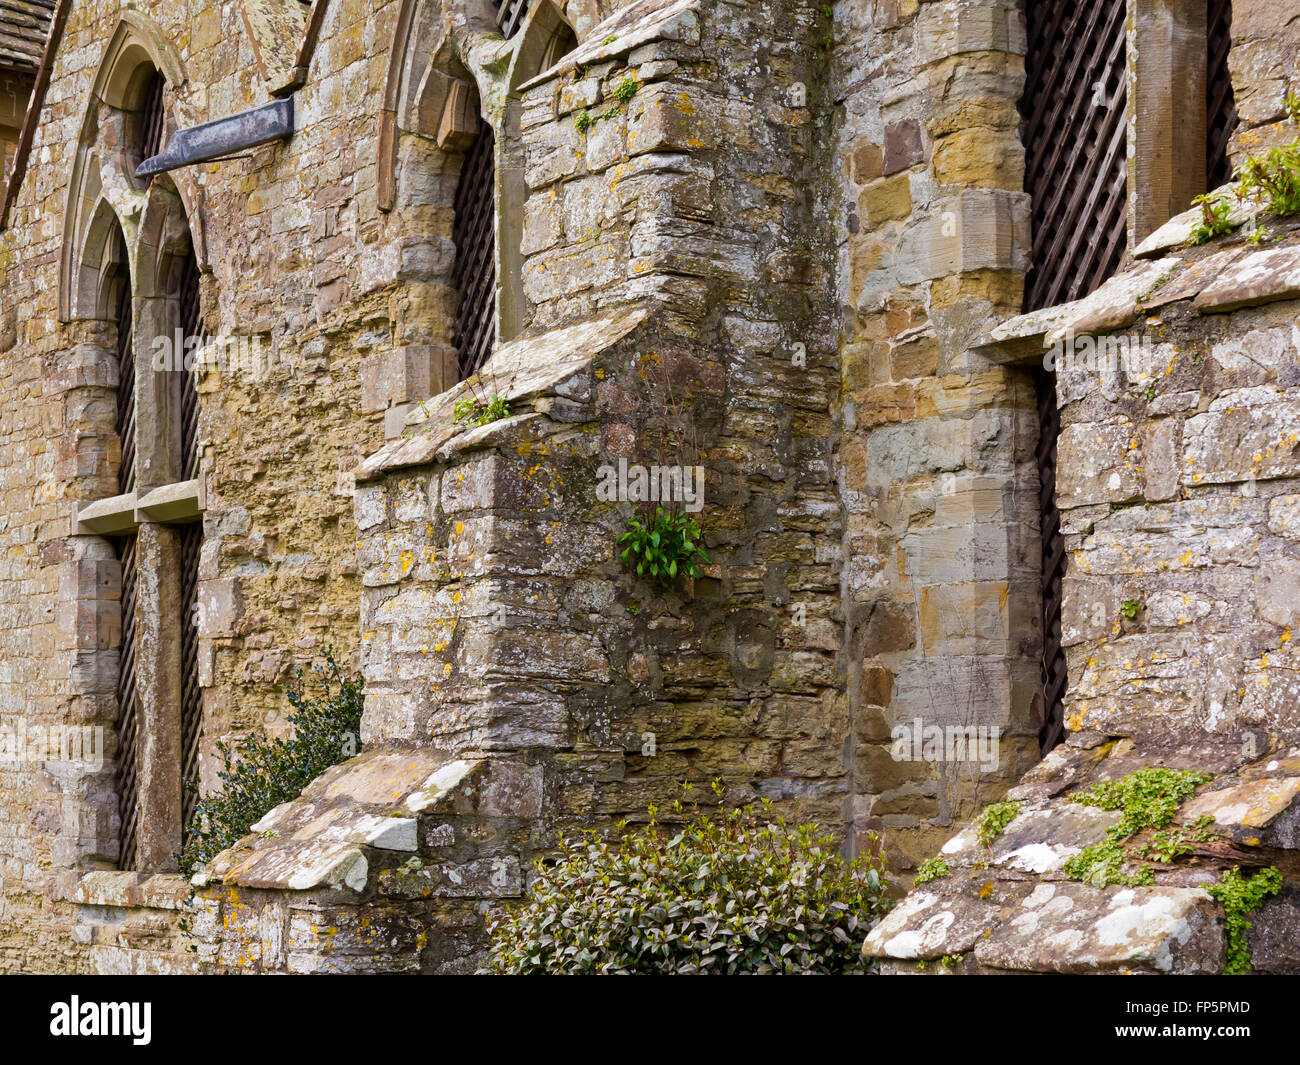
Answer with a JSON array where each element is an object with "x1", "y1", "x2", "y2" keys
[
  {"x1": 453, "y1": 117, "x2": 498, "y2": 380},
  {"x1": 84, "y1": 215, "x2": 207, "y2": 871},
  {"x1": 139, "y1": 69, "x2": 167, "y2": 163}
]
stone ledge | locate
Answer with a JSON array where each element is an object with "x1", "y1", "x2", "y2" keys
[
  {"x1": 517, "y1": 0, "x2": 702, "y2": 91},
  {"x1": 352, "y1": 306, "x2": 650, "y2": 482}
]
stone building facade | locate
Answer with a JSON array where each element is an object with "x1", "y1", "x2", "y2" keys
[{"x1": 0, "y1": 0, "x2": 1298, "y2": 975}]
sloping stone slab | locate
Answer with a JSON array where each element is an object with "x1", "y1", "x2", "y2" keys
[
  {"x1": 975, "y1": 883, "x2": 1224, "y2": 974},
  {"x1": 1138, "y1": 248, "x2": 1246, "y2": 310},
  {"x1": 353, "y1": 307, "x2": 648, "y2": 481},
  {"x1": 198, "y1": 751, "x2": 487, "y2": 891},
  {"x1": 862, "y1": 887, "x2": 1007, "y2": 961},
  {"x1": 974, "y1": 257, "x2": 1180, "y2": 363},
  {"x1": 1133, "y1": 186, "x2": 1265, "y2": 259},
  {"x1": 1046, "y1": 257, "x2": 1181, "y2": 345},
  {"x1": 1179, "y1": 776, "x2": 1300, "y2": 847},
  {"x1": 519, "y1": 0, "x2": 701, "y2": 89},
  {"x1": 938, "y1": 802, "x2": 1121, "y2": 874},
  {"x1": 1194, "y1": 243, "x2": 1300, "y2": 313}
]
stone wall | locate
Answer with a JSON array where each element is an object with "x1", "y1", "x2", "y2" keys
[
  {"x1": 833, "y1": 0, "x2": 1043, "y2": 871},
  {"x1": 0, "y1": 0, "x2": 469, "y2": 972},
  {"x1": 864, "y1": 203, "x2": 1300, "y2": 974},
  {"x1": 195, "y1": 0, "x2": 855, "y2": 972}
]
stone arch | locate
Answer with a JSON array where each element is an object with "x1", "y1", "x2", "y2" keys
[
  {"x1": 377, "y1": 0, "x2": 581, "y2": 374},
  {"x1": 59, "y1": 12, "x2": 187, "y2": 323},
  {"x1": 135, "y1": 175, "x2": 205, "y2": 490}
]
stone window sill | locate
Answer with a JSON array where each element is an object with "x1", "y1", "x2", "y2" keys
[{"x1": 76, "y1": 478, "x2": 204, "y2": 535}]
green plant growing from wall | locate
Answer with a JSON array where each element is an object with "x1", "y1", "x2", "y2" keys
[
  {"x1": 480, "y1": 783, "x2": 893, "y2": 974},
  {"x1": 1207, "y1": 866, "x2": 1283, "y2": 974},
  {"x1": 453, "y1": 393, "x2": 510, "y2": 427},
  {"x1": 177, "y1": 652, "x2": 364, "y2": 879},
  {"x1": 1061, "y1": 767, "x2": 1212, "y2": 887},
  {"x1": 1186, "y1": 191, "x2": 1236, "y2": 246},
  {"x1": 612, "y1": 77, "x2": 638, "y2": 104},
  {"x1": 913, "y1": 855, "x2": 950, "y2": 885},
  {"x1": 1120, "y1": 597, "x2": 1142, "y2": 620},
  {"x1": 619, "y1": 507, "x2": 710, "y2": 586},
  {"x1": 976, "y1": 801, "x2": 1020, "y2": 848}
]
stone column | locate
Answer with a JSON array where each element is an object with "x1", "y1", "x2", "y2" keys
[{"x1": 133, "y1": 521, "x2": 183, "y2": 871}]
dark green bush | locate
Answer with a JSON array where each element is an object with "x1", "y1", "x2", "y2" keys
[
  {"x1": 177, "y1": 652, "x2": 363, "y2": 878},
  {"x1": 482, "y1": 790, "x2": 891, "y2": 974}
]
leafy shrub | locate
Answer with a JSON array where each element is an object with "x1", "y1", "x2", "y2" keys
[
  {"x1": 1061, "y1": 767, "x2": 1212, "y2": 887},
  {"x1": 481, "y1": 793, "x2": 892, "y2": 974},
  {"x1": 913, "y1": 855, "x2": 950, "y2": 885},
  {"x1": 178, "y1": 652, "x2": 363, "y2": 878},
  {"x1": 618, "y1": 506, "x2": 711, "y2": 586}
]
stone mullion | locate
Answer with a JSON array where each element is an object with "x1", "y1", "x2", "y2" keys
[
  {"x1": 132, "y1": 519, "x2": 183, "y2": 872},
  {"x1": 1128, "y1": 0, "x2": 1210, "y2": 246}
]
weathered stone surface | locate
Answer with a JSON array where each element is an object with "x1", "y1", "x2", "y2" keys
[
  {"x1": 975, "y1": 883, "x2": 1225, "y2": 974},
  {"x1": 1195, "y1": 243, "x2": 1300, "y2": 312},
  {"x1": 862, "y1": 888, "x2": 1004, "y2": 960}
]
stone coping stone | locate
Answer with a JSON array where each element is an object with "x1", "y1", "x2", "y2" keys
[
  {"x1": 1179, "y1": 775, "x2": 1300, "y2": 847},
  {"x1": 863, "y1": 882, "x2": 1024, "y2": 961},
  {"x1": 518, "y1": 0, "x2": 702, "y2": 91},
  {"x1": 197, "y1": 750, "x2": 488, "y2": 892},
  {"x1": 974, "y1": 883, "x2": 1224, "y2": 974},
  {"x1": 353, "y1": 306, "x2": 650, "y2": 482},
  {"x1": 1194, "y1": 242, "x2": 1300, "y2": 313},
  {"x1": 971, "y1": 257, "x2": 1178, "y2": 361},
  {"x1": 938, "y1": 801, "x2": 1121, "y2": 875},
  {"x1": 1133, "y1": 185, "x2": 1267, "y2": 259}
]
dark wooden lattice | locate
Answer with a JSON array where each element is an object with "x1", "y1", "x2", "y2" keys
[
  {"x1": 1035, "y1": 369, "x2": 1068, "y2": 755},
  {"x1": 178, "y1": 248, "x2": 203, "y2": 480},
  {"x1": 180, "y1": 521, "x2": 203, "y2": 839},
  {"x1": 140, "y1": 70, "x2": 166, "y2": 163},
  {"x1": 492, "y1": 0, "x2": 531, "y2": 39},
  {"x1": 1206, "y1": 0, "x2": 1237, "y2": 190},
  {"x1": 453, "y1": 118, "x2": 497, "y2": 380},
  {"x1": 113, "y1": 231, "x2": 136, "y2": 495},
  {"x1": 1021, "y1": 1, "x2": 1130, "y2": 752},
  {"x1": 115, "y1": 534, "x2": 140, "y2": 869},
  {"x1": 1020, "y1": 0, "x2": 1128, "y2": 313}
]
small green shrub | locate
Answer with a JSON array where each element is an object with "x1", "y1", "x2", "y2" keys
[
  {"x1": 481, "y1": 792, "x2": 892, "y2": 974},
  {"x1": 1120, "y1": 597, "x2": 1142, "y2": 620},
  {"x1": 1069, "y1": 767, "x2": 1210, "y2": 837},
  {"x1": 1207, "y1": 866, "x2": 1283, "y2": 975},
  {"x1": 612, "y1": 77, "x2": 638, "y2": 104},
  {"x1": 976, "y1": 801, "x2": 1020, "y2": 848},
  {"x1": 1062, "y1": 839, "x2": 1154, "y2": 887},
  {"x1": 913, "y1": 855, "x2": 950, "y2": 885},
  {"x1": 618, "y1": 506, "x2": 710, "y2": 586},
  {"x1": 178, "y1": 652, "x2": 363, "y2": 878},
  {"x1": 574, "y1": 110, "x2": 593, "y2": 134},
  {"x1": 453, "y1": 394, "x2": 510, "y2": 427}
]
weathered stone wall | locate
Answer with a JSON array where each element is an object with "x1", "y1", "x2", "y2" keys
[
  {"x1": 864, "y1": 204, "x2": 1300, "y2": 974},
  {"x1": 833, "y1": 0, "x2": 1043, "y2": 872},
  {"x1": 0, "y1": 0, "x2": 469, "y2": 972},
  {"x1": 195, "y1": 0, "x2": 853, "y2": 972}
]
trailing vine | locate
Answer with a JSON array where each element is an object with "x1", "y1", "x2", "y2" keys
[{"x1": 1206, "y1": 866, "x2": 1283, "y2": 975}]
